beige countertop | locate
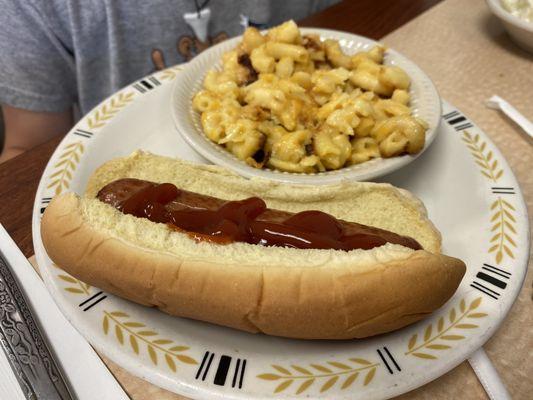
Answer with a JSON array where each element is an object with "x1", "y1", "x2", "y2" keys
[{"x1": 384, "y1": 0, "x2": 532, "y2": 398}]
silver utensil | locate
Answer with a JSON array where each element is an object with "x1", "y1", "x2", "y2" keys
[{"x1": 0, "y1": 250, "x2": 74, "y2": 400}]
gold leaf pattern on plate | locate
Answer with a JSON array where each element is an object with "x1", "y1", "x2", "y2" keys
[
  {"x1": 311, "y1": 364, "x2": 332, "y2": 373},
  {"x1": 449, "y1": 308, "x2": 456, "y2": 323},
  {"x1": 64, "y1": 288, "x2": 84, "y2": 294},
  {"x1": 327, "y1": 361, "x2": 351, "y2": 370},
  {"x1": 412, "y1": 353, "x2": 437, "y2": 360},
  {"x1": 137, "y1": 330, "x2": 158, "y2": 336},
  {"x1": 470, "y1": 298, "x2": 481, "y2": 309},
  {"x1": 110, "y1": 311, "x2": 129, "y2": 317},
  {"x1": 273, "y1": 365, "x2": 292, "y2": 375},
  {"x1": 257, "y1": 374, "x2": 281, "y2": 381},
  {"x1": 455, "y1": 324, "x2": 478, "y2": 329},
  {"x1": 468, "y1": 313, "x2": 488, "y2": 318},
  {"x1": 437, "y1": 317, "x2": 444, "y2": 332},
  {"x1": 321, "y1": 376, "x2": 339, "y2": 392},
  {"x1": 441, "y1": 335, "x2": 465, "y2": 340},
  {"x1": 102, "y1": 311, "x2": 197, "y2": 372},
  {"x1": 424, "y1": 324, "x2": 432, "y2": 341},
  {"x1": 176, "y1": 355, "x2": 197, "y2": 364},
  {"x1": 153, "y1": 339, "x2": 173, "y2": 345},
  {"x1": 58, "y1": 274, "x2": 77, "y2": 283},
  {"x1": 461, "y1": 131, "x2": 503, "y2": 182},
  {"x1": 54, "y1": 264, "x2": 91, "y2": 295},
  {"x1": 489, "y1": 197, "x2": 517, "y2": 264},
  {"x1": 115, "y1": 325, "x2": 124, "y2": 345},
  {"x1": 130, "y1": 335, "x2": 139, "y2": 354},
  {"x1": 341, "y1": 372, "x2": 358, "y2": 389},
  {"x1": 363, "y1": 367, "x2": 376, "y2": 386},
  {"x1": 405, "y1": 297, "x2": 487, "y2": 360},
  {"x1": 425, "y1": 344, "x2": 451, "y2": 350},
  {"x1": 292, "y1": 365, "x2": 312, "y2": 375},
  {"x1": 297, "y1": 378, "x2": 315, "y2": 394},
  {"x1": 124, "y1": 322, "x2": 145, "y2": 328},
  {"x1": 47, "y1": 142, "x2": 84, "y2": 195},
  {"x1": 158, "y1": 65, "x2": 182, "y2": 81},
  {"x1": 257, "y1": 358, "x2": 379, "y2": 394},
  {"x1": 102, "y1": 315, "x2": 109, "y2": 334},
  {"x1": 275, "y1": 380, "x2": 293, "y2": 393},
  {"x1": 407, "y1": 334, "x2": 418, "y2": 351},
  {"x1": 87, "y1": 92, "x2": 135, "y2": 129},
  {"x1": 169, "y1": 346, "x2": 190, "y2": 352},
  {"x1": 165, "y1": 354, "x2": 176, "y2": 372},
  {"x1": 148, "y1": 345, "x2": 157, "y2": 365},
  {"x1": 349, "y1": 358, "x2": 372, "y2": 365}
]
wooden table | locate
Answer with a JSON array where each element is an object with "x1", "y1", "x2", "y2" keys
[{"x1": 4, "y1": 0, "x2": 532, "y2": 399}]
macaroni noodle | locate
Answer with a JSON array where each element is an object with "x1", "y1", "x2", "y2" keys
[{"x1": 192, "y1": 20, "x2": 427, "y2": 172}]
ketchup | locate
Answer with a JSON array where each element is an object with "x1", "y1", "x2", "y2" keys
[{"x1": 97, "y1": 179, "x2": 422, "y2": 251}]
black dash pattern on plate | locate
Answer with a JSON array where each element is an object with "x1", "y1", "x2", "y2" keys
[
  {"x1": 40, "y1": 197, "x2": 52, "y2": 215},
  {"x1": 195, "y1": 351, "x2": 215, "y2": 381},
  {"x1": 213, "y1": 355, "x2": 231, "y2": 386},
  {"x1": 470, "y1": 263, "x2": 511, "y2": 300},
  {"x1": 491, "y1": 187, "x2": 515, "y2": 195},
  {"x1": 377, "y1": 346, "x2": 401, "y2": 374},
  {"x1": 133, "y1": 76, "x2": 161, "y2": 94},
  {"x1": 195, "y1": 352, "x2": 247, "y2": 389},
  {"x1": 78, "y1": 291, "x2": 107, "y2": 311},
  {"x1": 443, "y1": 110, "x2": 473, "y2": 131},
  {"x1": 73, "y1": 129, "x2": 94, "y2": 139}
]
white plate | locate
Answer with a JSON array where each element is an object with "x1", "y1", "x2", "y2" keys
[
  {"x1": 171, "y1": 28, "x2": 441, "y2": 184},
  {"x1": 33, "y1": 65, "x2": 529, "y2": 400}
]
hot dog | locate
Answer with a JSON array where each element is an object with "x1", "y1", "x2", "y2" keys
[
  {"x1": 41, "y1": 151, "x2": 465, "y2": 339},
  {"x1": 96, "y1": 178, "x2": 423, "y2": 251}
]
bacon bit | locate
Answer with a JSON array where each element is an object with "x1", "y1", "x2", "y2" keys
[
  {"x1": 237, "y1": 53, "x2": 258, "y2": 85},
  {"x1": 302, "y1": 35, "x2": 322, "y2": 51}
]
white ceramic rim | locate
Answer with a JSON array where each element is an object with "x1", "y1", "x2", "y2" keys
[
  {"x1": 487, "y1": 0, "x2": 533, "y2": 32},
  {"x1": 171, "y1": 28, "x2": 442, "y2": 184}
]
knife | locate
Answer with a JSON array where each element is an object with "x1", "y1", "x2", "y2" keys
[
  {"x1": 0, "y1": 248, "x2": 73, "y2": 399},
  {"x1": 0, "y1": 224, "x2": 130, "y2": 400}
]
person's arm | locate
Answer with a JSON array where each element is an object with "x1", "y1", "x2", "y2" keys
[
  {"x1": 0, "y1": 105, "x2": 73, "y2": 163},
  {"x1": 0, "y1": 1, "x2": 76, "y2": 163}
]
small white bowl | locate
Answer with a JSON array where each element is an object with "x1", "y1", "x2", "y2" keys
[
  {"x1": 171, "y1": 28, "x2": 441, "y2": 185},
  {"x1": 487, "y1": 0, "x2": 533, "y2": 53}
]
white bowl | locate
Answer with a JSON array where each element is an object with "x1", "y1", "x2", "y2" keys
[
  {"x1": 171, "y1": 28, "x2": 441, "y2": 184},
  {"x1": 487, "y1": 0, "x2": 533, "y2": 53}
]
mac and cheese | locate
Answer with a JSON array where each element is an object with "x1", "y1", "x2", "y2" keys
[{"x1": 192, "y1": 20, "x2": 427, "y2": 173}]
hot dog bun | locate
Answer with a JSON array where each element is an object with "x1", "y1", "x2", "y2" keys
[{"x1": 41, "y1": 151, "x2": 465, "y2": 339}]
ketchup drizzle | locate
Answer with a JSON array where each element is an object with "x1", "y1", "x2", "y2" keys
[{"x1": 97, "y1": 179, "x2": 422, "y2": 251}]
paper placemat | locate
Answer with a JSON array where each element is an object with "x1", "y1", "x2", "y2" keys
[
  {"x1": 383, "y1": 0, "x2": 532, "y2": 399},
  {"x1": 29, "y1": 0, "x2": 532, "y2": 399}
]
